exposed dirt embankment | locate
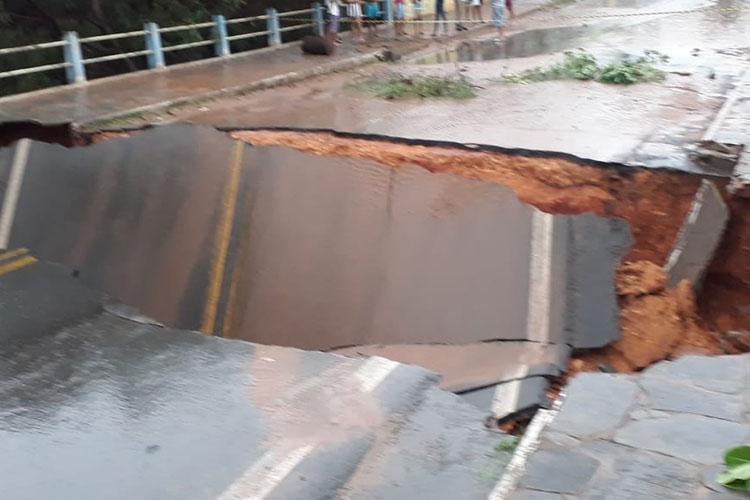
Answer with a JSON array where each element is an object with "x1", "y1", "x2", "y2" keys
[{"x1": 231, "y1": 130, "x2": 750, "y2": 372}]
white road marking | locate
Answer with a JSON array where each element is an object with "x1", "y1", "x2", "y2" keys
[
  {"x1": 0, "y1": 139, "x2": 31, "y2": 250},
  {"x1": 488, "y1": 393, "x2": 567, "y2": 500},
  {"x1": 217, "y1": 444, "x2": 314, "y2": 500},
  {"x1": 354, "y1": 356, "x2": 399, "y2": 393},
  {"x1": 490, "y1": 366, "x2": 529, "y2": 420},
  {"x1": 526, "y1": 210, "x2": 555, "y2": 344}
]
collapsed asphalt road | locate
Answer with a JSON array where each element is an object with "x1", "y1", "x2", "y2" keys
[{"x1": 0, "y1": 123, "x2": 637, "y2": 421}]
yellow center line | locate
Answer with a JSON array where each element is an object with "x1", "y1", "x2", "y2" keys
[
  {"x1": 200, "y1": 140, "x2": 244, "y2": 334},
  {"x1": 0, "y1": 247, "x2": 29, "y2": 263},
  {"x1": 0, "y1": 255, "x2": 37, "y2": 277}
]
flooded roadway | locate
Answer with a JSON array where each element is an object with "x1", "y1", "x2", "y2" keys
[{"x1": 173, "y1": 0, "x2": 749, "y2": 172}]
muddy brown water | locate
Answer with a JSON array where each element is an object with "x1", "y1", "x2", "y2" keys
[{"x1": 412, "y1": 25, "x2": 609, "y2": 64}]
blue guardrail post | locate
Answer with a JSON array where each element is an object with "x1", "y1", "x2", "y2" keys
[
  {"x1": 266, "y1": 9, "x2": 281, "y2": 46},
  {"x1": 212, "y1": 15, "x2": 231, "y2": 56},
  {"x1": 312, "y1": 3, "x2": 325, "y2": 37},
  {"x1": 144, "y1": 22, "x2": 165, "y2": 69},
  {"x1": 63, "y1": 32, "x2": 86, "y2": 84}
]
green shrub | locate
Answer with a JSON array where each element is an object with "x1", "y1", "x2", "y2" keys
[
  {"x1": 351, "y1": 74, "x2": 477, "y2": 99},
  {"x1": 505, "y1": 50, "x2": 668, "y2": 85}
]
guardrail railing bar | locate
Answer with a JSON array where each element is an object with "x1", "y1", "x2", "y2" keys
[
  {"x1": 277, "y1": 8, "x2": 313, "y2": 17},
  {"x1": 162, "y1": 39, "x2": 215, "y2": 53},
  {"x1": 225, "y1": 14, "x2": 270, "y2": 25},
  {"x1": 84, "y1": 50, "x2": 152, "y2": 65},
  {"x1": 0, "y1": 62, "x2": 71, "y2": 79},
  {"x1": 80, "y1": 30, "x2": 148, "y2": 44},
  {"x1": 0, "y1": 40, "x2": 67, "y2": 56},
  {"x1": 278, "y1": 23, "x2": 313, "y2": 33},
  {"x1": 226, "y1": 31, "x2": 270, "y2": 42},
  {"x1": 159, "y1": 21, "x2": 215, "y2": 34}
]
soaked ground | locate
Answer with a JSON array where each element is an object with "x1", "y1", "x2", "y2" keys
[
  {"x1": 159, "y1": 0, "x2": 750, "y2": 173},
  {"x1": 412, "y1": 25, "x2": 610, "y2": 63}
]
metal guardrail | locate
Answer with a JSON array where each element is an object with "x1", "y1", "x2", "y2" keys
[{"x1": 0, "y1": 5, "x2": 323, "y2": 88}]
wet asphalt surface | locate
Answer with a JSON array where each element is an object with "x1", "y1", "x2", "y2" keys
[
  {"x1": 174, "y1": 0, "x2": 750, "y2": 173},
  {"x1": 0, "y1": 255, "x2": 514, "y2": 500}
]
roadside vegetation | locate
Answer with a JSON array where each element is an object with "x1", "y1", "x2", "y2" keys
[
  {"x1": 504, "y1": 50, "x2": 669, "y2": 85},
  {"x1": 718, "y1": 446, "x2": 750, "y2": 491},
  {"x1": 350, "y1": 73, "x2": 477, "y2": 99}
]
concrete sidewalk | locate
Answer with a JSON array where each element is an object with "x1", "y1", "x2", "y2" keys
[
  {"x1": 0, "y1": 0, "x2": 545, "y2": 127},
  {"x1": 0, "y1": 41, "x2": 373, "y2": 126},
  {"x1": 509, "y1": 354, "x2": 750, "y2": 499}
]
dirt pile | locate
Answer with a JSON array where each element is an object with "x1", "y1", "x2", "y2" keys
[
  {"x1": 230, "y1": 130, "x2": 750, "y2": 361},
  {"x1": 570, "y1": 262, "x2": 723, "y2": 375}
]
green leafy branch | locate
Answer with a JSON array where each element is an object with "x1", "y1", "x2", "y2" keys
[{"x1": 718, "y1": 446, "x2": 750, "y2": 492}]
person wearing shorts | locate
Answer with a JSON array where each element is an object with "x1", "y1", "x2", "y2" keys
[
  {"x1": 454, "y1": 0, "x2": 467, "y2": 31},
  {"x1": 433, "y1": 0, "x2": 447, "y2": 36},
  {"x1": 347, "y1": 0, "x2": 364, "y2": 42},
  {"x1": 394, "y1": 0, "x2": 407, "y2": 36},
  {"x1": 325, "y1": 0, "x2": 342, "y2": 44},
  {"x1": 505, "y1": 0, "x2": 514, "y2": 19},
  {"x1": 491, "y1": 0, "x2": 504, "y2": 38},
  {"x1": 412, "y1": 0, "x2": 423, "y2": 36},
  {"x1": 364, "y1": 1, "x2": 381, "y2": 38},
  {"x1": 470, "y1": 0, "x2": 483, "y2": 22}
]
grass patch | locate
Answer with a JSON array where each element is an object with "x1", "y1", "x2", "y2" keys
[
  {"x1": 351, "y1": 73, "x2": 477, "y2": 99},
  {"x1": 505, "y1": 50, "x2": 669, "y2": 85},
  {"x1": 495, "y1": 436, "x2": 521, "y2": 453}
]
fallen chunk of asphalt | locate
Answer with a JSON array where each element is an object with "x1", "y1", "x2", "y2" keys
[{"x1": 664, "y1": 179, "x2": 729, "y2": 290}]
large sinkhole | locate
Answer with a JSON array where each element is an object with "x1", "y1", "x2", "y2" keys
[{"x1": 3, "y1": 123, "x2": 749, "y2": 419}]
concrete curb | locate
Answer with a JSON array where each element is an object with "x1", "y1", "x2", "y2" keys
[{"x1": 78, "y1": 49, "x2": 386, "y2": 129}]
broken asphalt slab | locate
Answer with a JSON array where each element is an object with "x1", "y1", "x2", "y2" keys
[
  {"x1": 0, "y1": 124, "x2": 631, "y2": 420},
  {"x1": 665, "y1": 180, "x2": 729, "y2": 290},
  {"x1": 0, "y1": 254, "x2": 512, "y2": 500},
  {"x1": 509, "y1": 354, "x2": 750, "y2": 499}
]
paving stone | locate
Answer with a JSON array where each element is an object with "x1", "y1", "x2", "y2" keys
[
  {"x1": 643, "y1": 355, "x2": 748, "y2": 394},
  {"x1": 519, "y1": 449, "x2": 600, "y2": 495},
  {"x1": 510, "y1": 490, "x2": 565, "y2": 500},
  {"x1": 641, "y1": 378, "x2": 744, "y2": 421},
  {"x1": 702, "y1": 464, "x2": 728, "y2": 493},
  {"x1": 542, "y1": 431, "x2": 580, "y2": 448},
  {"x1": 629, "y1": 408, "x2": 671, "y2": 420},
  {"x1": 548, "y1": 374, "x2": 639, "y2": 438},
  {"x1": 614, "y1": 414, "x2": 750, "y2": 465},
  {"x1": 612, "y1": 452, "x2": 695, "y2": 494},
  {"x1": 583, "y1": 478, "x2": 690, "y2": 500},
  {"x1": 700, "y1": 490, "x2": 747, "y2": 500}
]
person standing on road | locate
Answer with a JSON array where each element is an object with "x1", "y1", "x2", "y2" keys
[
  {"x1": 433, "y1": 0, "x2": 448, "y2": 36},
  {"x1": 491, "y1": 0, "x2": 505, "y2": 39},
  {"x1": 325, "y1": 0, "x2": 343, "y2": 44},
  {"x1": 454, "y1": 0, "x2": 467, "y2": 31},
  {"x1": 412, "y1": 0, "x2": 424, "y2": 36},
  {"x1": 347, "y1": 0, "x2": 365, "y2": 42},
  {"x1": 505, "y1": 0, "x2": 514, "y2": 19},
  {"x1": 364, "y1": 0, "x2": 381, "y2": 39},
  {"x1": 394, "y1": 0, "x2": 407, "y2": 37},
  {"x1": 470, "y1": 0, "x2": 484, "y2": 22}
]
